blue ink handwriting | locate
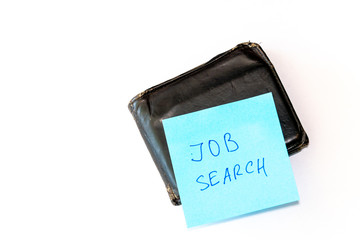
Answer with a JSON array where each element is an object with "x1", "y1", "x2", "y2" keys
[
  {"x1": 196, "y1": 158, "x2": 267, "y2": 191},
  {"x1": 190, "y1": 132, "x2": 239, "y2": 162}
]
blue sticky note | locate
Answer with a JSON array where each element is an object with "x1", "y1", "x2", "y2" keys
[{"x1": 162, "y1": 92, "x2": 299, "y2": 228}]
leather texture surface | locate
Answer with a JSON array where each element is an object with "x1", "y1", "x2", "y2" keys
[{"x1": 128, "y1": 42, "x2": 308, "y2": 205}]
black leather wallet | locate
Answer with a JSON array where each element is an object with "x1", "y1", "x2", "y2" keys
[{"x1": 128, "y1": 42, "x2": 308, "y2": 205}]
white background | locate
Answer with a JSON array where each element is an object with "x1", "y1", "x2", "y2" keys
[{"x1": 1, "y1": 1, "x2": 359, "y2": 239}]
